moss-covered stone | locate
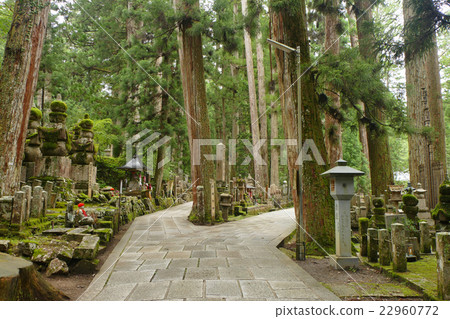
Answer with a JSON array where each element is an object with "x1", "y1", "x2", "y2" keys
[
  {"x1": 50, "y1": 100, "x2": 68, "y2": 112},
  {"x1": 372, "y1": 198, "x2": 384, "y2": 208},
  {"x1": 402, "y1": 194, "x2": 419, "y2": 206},
  {"x1": 29, "y1": 107, "x2": 43, "y2": 121}
]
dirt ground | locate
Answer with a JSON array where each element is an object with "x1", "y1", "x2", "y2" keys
[
  {"x1": 293, "y1": 255, "x2": 423, "y2": 300},
  {"x1": 44, "y1": 223, "x2": 130, "y2": 301}
]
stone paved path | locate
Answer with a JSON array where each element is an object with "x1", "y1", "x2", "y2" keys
[{"x1": 79, "y1": 202, "x2": 339, "y2": 301}]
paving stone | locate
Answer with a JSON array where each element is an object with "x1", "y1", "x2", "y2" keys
[
  {"x1": 218, "y1": 267, "x2": 254, "y2": 280},
  {"x1": 140, "y1": 252, "x2": 167, "y2": 259},
  {"x1": 227, "y1": 257, "x2": 257, "y2": 267},
  {"x1": 165, "y1": 251, "x2": 191, "y2": 259},
  {"x1": 183, "y1": 245, "x2": 205, "y2": 251},
  {"x1": 107, "y1": 270, "x2": 155, "y2": 286},
  {"x1": 119, "y1": 252, "x2": 143, "y2": 261},
  {"x1": 139, "y1": 259, "x2": 170, "y2": 270},
  {"x1": 152, "y1": 268, "x2": 185, "y2": 281},
  {"x1": 250, "y1": 267, "x2": 298, "y2": 281},
  {"x1": 226, "y1": 245, "x2": 249, "y2": 251},
  {"x1": 161, "y1": 245, "x2": 184, "y2": 251},
  {"x1": 239, "y1": 280, "x2": 275, "y2": 299},
  {"x1": 191, "y1": 250, "x2": 216, "y2": 258},
  {"x1": 167, "y1": 280, "x2": 203, "y2": 299},
  {"x1": 206, "y1": 280, "x2": 241, "y2": 298},
  {"x1": 139, "y1": 246, "x2": 162, "y2": 253},
  {"x1": 114, "y1": 260, "x2": 144, "y2": 271},
  {"x1": 93, "y1": 283, "x2": 136, "y2": 301},
  {"x1": 216, "y1": 250, "x2": 242, "y2": 258},
  {"x1": 269, "y1": 281, "x2": 307, "y2": 290},
  {"x1": 127, "y1": 282, "x2": 170, "y2": 301},
  {"x1": 185, "y1": 267, "x2": 219, "y2": 280},
  {"x1": 254, "y1": 258, "x2": 286, "y2": 268},
  {"x1": 168, "y1": 258, "x2": 199, "y2": 268},
  {"x1": 199, "y1": 257, "x2": 228, "y2": 268}
]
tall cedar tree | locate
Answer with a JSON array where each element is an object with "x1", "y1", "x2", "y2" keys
[
  {"x1": 354, "y1": 0, "x2": 394, "y2": 198},
  {"x1": 0, "y1": 0, "x2": 50, "y2": 196},
  {"x1": 270, "y1": 0, "x2": 335, "y2": 248},
  {"x1": 404, "y1": 0, "x2": 447, "y2": 208},
  {"x1": 174, "y1": 0, "x2": 216, "y2": 223}
]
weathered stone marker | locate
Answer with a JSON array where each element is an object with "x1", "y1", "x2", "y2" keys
[
  {"x1": 378, "y1": 229, "x2": 391, "y2": 266},
  {"x1": 11, "y1": 191, "x2": 26, "y2": 225},
  {"x1": 391, "y1": 223, "x2": 407, "y2": 272},
  {"x1": 21, "y1": 185, "x2": 32, "y2": 221},
  {"x1": 367, "y1": 228, "x2": 378, "y2": 263},
  {"x1": 436, "y1": 232, "x2": 450, "y2": 300},
  {"x1": 359, "y1": 218, "x2": 369, "y2": 257},
  {"x1": 31, "y1": 186, "x2": 43, "y2": 218},
  {"x1": 419, "y1": 221, "x2": 431, "y2": 254},
  {"x1": 42, "y1": 190, "x2": 48, "y2": 217},
  {"x1": 322, "y1": 159, "x2": 364, "y2": 269}
]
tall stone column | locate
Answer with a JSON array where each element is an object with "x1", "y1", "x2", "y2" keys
[
  {"x1": 436, "y1": 232, "x2": 450, "y2": 300},
  {"x1": 392, "y1": 223, "x2": 407, "y2": 272}
]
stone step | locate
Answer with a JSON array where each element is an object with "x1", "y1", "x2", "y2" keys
[{"x1": 73, "y1": 235, "x2": 100, "y2": 260}]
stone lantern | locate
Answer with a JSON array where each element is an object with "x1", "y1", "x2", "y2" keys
[{"x1": 321, "y1": 159, "x2": 365, "y2": 269}]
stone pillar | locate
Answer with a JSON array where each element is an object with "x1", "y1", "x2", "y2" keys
[
  {"x1": 44, "y1": 181, "x2": 54, "y2": 195},
  {"x1": 359, "y1": 218, "x2": 369, "y2": 257},
  {"x1": 378, "y1": 229, "x2": 391, "y2": 266},
  {"x1": 21, "y1": 185, "x2": 32, "y2": 221},
  {"x1": 65, "y1": 201, "x2": 74, "y2": 227},
  {"x1": 197, "y1": 186, "x2": 204, "y2": 220},
  {"x1": 174, "y1": 176, "x2": 178, "y2": 199},
  {"x1": 436, "y1": 232, "x2": 450, "y2": 300},
  {"x1": 210, "y1": 179, "x2": 216, "y2": 223},
  {"x1": 32, "y1": 179, "x2": 42, "y2": 188},
  {"x1": 367, "y1": 228, "x2": 378, "y2": 263},
  {"x1": 11, "y1": 191, "x2": 26, "y2": 225},
  {"x1": 42, "y1": 191, "x2": 48, "y2": 217},
  {"x1": 31, "y1": 186, "x2": 43, "y2": 218},
  {"x1": 392, "y1": 223, "x2": 407, "y2": 272},
  {"x1": 419, "y1": 221, "x2": 432, "y2": 254},
  {"x1": 216, "y1": 142, "x2": 226, "y2": 182}
]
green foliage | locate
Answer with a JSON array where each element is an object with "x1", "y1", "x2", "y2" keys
[
  {"x1": 95, "y1": 156, "x2": 127, "y2": 188},
  {"x1": 0, "y1": 0, "x2": 13, "y2": 62}
]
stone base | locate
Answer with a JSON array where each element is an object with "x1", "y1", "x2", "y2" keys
[
  {"x1": 39, "y1": 156, "x2": 72, "y2": 179},
  {"x1": 329, "y1": 255, "x2": 359, "y2": 269}
]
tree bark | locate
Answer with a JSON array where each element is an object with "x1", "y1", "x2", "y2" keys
[
  {"x1": 175, "y1": 0, "x2": 216, "y2": 222},
  {"x1": 324, "y1": 0, "x2": 342, "y2": 166},
  {"x1": 354, "y1": 0, "x2": 394, "y2": 198},
  {"x1": 404, "y1": 0, "x2": 447, "y2": 208},
  {"x1": 270, "y1": 0, "x2": 335, "y2": 248},
  {"x1": 230, "y1": 2, "x2": 240, "y2": 181},
  {"x1": 241, "y1": 0, "x2": 263, "y2": 194},
  {"x1": 0, "y1": 0, "x2": 50, "y2": 196},
  {"x1": 256, "y1": 29, "x2": 269, "y2": 192}
]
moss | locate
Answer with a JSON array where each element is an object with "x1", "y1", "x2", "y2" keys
[
  {"x1": 79, "y1": 118, "x2": 94, "y2": 130},
  {"x1": 439, "y1": 194, "x2": 450, "y2": 203},
  {"x1": 372, "y1": 207, "x2": 385, "y2": 215},
  {"x1": 50, "y1": 100, "x2": 68, "y2": 112},
  {"x1": 439, "y1": 181, "x2": 450, "y2": 195},
  {"x1": 402, "y1": 194, "x2": 419, "y2": 206},
  {"x1": 372, "y1": 197, "x2": 384, "y2": 208},
  {"x1": 55, "y1": 202, "x2": 66, "y2": 209},
  {"x1": 29, "y1": 107, "x2": 43, "y2": 120},
  {"x1": 42, "y1": 141, "x2": 58, "y2": 151}
]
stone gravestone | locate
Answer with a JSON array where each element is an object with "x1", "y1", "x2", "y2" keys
[
  {"x1": 415, "y1": 184, "x2": 434, "y2": 227},
  {"x1": 42, "y1": 191, "x2": 48, "y2": 217},
  {"x1": 21, "y1": 185, "x2": 32, "y2": 221},
  {"x1": 419, "y1": 221, "x2": 432, "y2": 254},
  {"x1": 11, "y1": 191, "x2": 26, "y2": 225},
  {"x1": 378, "y1": 229, "x2": 391, "y2": 266},
  {"x1": 436, "y1": 232, "x2": 450, "y2": 300},
  {"x1": 65, "y1": 201, "x2": 74, "y2": 227},
  {"x1": 31, "y1": 186, "x2": 43, "y2": 218},
  {"x1": 367, "y1": 228, "x2": 378, "y2": 263},
  {"x1": 359, "y1": 218, "x2": 369, "y2": 257},
  {"x1": 391, "y1": 223, "x2": 407, "y2": 272}
]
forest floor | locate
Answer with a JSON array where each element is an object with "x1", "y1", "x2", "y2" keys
[
  {"x1": 281, "y1": 242, "x2": 429, "y2": 301},
  {"x1": 45, "y1": 222, "x2": 131, "y2": 301}
]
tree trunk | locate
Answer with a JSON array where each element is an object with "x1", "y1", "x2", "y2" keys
[
  {"x1": 256, "y1": 29, "x2": 269, "y2": 192},
  {"x1": 0, "y1": 253, "x2": 68, "y2": 301},
  {"x1": 241, "y1": 0, "x2": 263, "y2": 194},
  {"x1": 270, "y1": 0, "x2": 335, "y2": 248},
  {"x1": 0, "y1": 0, "x2": 50, "y2": 196},
  {"x1": 354, "y1": 0, "x2": 394, "y2": 198},
  {"x1": 175, "y1": 0, "x2": 216, "y2": 222},
  {"x1": 347, "y1": 6, "x2": 370, "y2": 167},
  {"x1": 324, "y1": 0, "x2": 342, "y2": 166},
  {"x1": 230, "y1": 2, "x2": 240, "y2": 181},
  {"x1": 404, "y1": 0, "x2": 447, "y2": 208}
]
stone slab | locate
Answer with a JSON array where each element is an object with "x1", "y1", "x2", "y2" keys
[
  {"x1": 206, "y1": 280, "x2": 241, "y2": 298},
  {"x1": 126, "y1": 281, "x2": 170, "y2": 301},
  {"x1": 167, "y1": 280, "x2": 203, "y2": 299},
  {"x1": 73, "y1": 235, "x2": 100, "y2": 260}
]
